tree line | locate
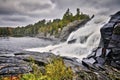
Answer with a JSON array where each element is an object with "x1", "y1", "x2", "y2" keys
[{"x1": 0, "y1": 8, "x2": 90, "y2": 37}]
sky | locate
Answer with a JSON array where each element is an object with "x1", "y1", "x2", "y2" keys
[{"x1": 0, "y1": 0, "x2": 120, "y2": 27}]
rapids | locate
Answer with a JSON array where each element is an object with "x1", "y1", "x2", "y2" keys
[{"x1": 26, "y1": 15, "x2": 110, "y2": 60}]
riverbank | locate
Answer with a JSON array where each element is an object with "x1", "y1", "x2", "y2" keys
[
  {"x1": 0, "y1": 12, "x2": 120, "y2": 80},
  {"x1": 0, "y1": 51, "x2": 120, "y2": 80}
]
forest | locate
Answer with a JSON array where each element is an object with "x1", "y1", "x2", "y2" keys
[{"x1": 0, "y1": 8, "x2": 89, "y2": 37}]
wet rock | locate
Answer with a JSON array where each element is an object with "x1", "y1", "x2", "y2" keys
[
  {"x1": 15, "y1": 52, "x2": 85, "y2": 73},
  {"x1": 82, "y1": 58, "x2": 96, "y2": 64},
  {"x1": 67, "y1": 39, "x2": 76, "y2": 44},
  {"x1": 15, "y1": 52, "x2": 56, "y2": 66},
  {"x1": 0, "y1": 56, "x2": 32, "y2": 75},
  {"x1": 87, "y1": 52, "x2": 96, "y2": 58},
  {"x1": 62, "y1": 57, "x2": 85, "y2": 72},
  {"x1": 75, "y1": 65, "x2": 120, "y2": 80},
  {"x1": 82, "y1": 11, "x2": 120, "y2": 70},
  {"x1": 96, "y1": 57, "x2": 105, "y2": 65},
  {"x1": 109, "y1": 35, "x2": 120, "y2": 48},
  {"x1": 82, "y1": 61, "x2": 99, "y2": 70},
  {"x1": 111, "y1": 61, "x2": 120, "y2": 69},
  {"x1": 99, "y1": 11, "x2": 120, "y2": 48}
]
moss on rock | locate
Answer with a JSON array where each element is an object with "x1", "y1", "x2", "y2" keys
[{"x1": 113, "y1": 23, "x2": 120, "y2": 35}]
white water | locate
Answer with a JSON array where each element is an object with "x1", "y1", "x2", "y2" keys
[{"x1": 26, "y1": 15, "x2": 109, "y2": 60}]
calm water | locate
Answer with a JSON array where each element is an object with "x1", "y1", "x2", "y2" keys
[{"x1": 0, "y1": 37, "x2": 56, "y2": 55}]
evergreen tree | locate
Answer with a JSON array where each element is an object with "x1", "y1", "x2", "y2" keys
[{"x1": 76, "y1": 8, "x2": 80, "y2": 17}]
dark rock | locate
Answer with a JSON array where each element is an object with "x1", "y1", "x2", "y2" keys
[
  {"x1": 0, "y1": 66, "x2": 32, "y2": 75},
  {"x1": 82, "y1": 11, "x2": 120, "y2": 70},
  {"x1": 112, "y1": 56, "x2": 120, "y2": 61},
  {"x1": 99, "y1": 11, "x2": 120, "y2": 48},
  {"x1": 63, "y1": 57, "x2": 85, "y2": 73},
  {"x1": 67, "y1": 39, "x2": 76, "y2": 44},
  {"x1": 96, "y1": 57, "x2": 105, "y2": 65},
  {"x1": 94, "y1": 64, "x2": 105, "y2": 70},
  {"x1": 82, "y1": 60, "x2": 98, "y2": 70},
  {"x1": 109, "y1": 34, "x2": 120, "y2": 48},
  {"x1": 0, "y1": 56, "x2": 32, "y2": 75},
  {"x1": 111, "y1": 48, "x2": 120, "y2": 54},
  {"x1": 111, "y1": 61, "x2": 120, "y2": 69},
  {"x1": 16, "y1": 52, "x2": 86, "y2": 73},
  {"x1": 15, "y1": 51, "x2": 56, "y2": 66}
]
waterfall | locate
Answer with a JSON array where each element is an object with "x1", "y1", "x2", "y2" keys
[
  {"x1": 26, "y1": 15, "x2": 109, "y2": 60},
  {"x1": 67, "y1": 16, "x2": 108, "y2": 48}
]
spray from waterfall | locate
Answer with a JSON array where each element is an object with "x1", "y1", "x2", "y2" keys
[
  {"x1": 26, "y1": 15, "x2": 110, "y2": 60},
  {"x1": 67, "y1": 16, "x2": 109, "y2": 48}
]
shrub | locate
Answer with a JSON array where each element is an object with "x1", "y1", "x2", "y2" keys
[
  {"x1": 20, "y1": 57, "x2": 73, "y2": 80},
  {"x1": 45, "y1": 57, "x2": 73, "y2": 80}
]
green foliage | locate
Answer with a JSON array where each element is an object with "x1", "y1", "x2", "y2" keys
[
  {"x1": 0, "y1": 27, "x2": 13, "y2": 36},
  {"x1": 20, "y1": 57, "x2": 73, "y2": 80},
  {"x1": 20, "y1": 57, "x2": 42, "y2": 80},
  {"x1": 45, "y1": 57, "x2": 73, "y2": 80},
  {"x1": 38, "y1": 8, "x2": 89, "y2": 37},
  {"x1": 0, "y1": 8, "x2": 89, "y2": 37}
]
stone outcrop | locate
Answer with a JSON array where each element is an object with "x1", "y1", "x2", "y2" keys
[
  {"x1": 15, "y1": 52, "x2": 84, "y2": 73},
  {"x1": 36, "y1": 18, "x2": 91, "y2": 41},
  {"x1": 108, "y1": 23, "x2": 120, "y2": 69},
  {"x1": 15, "y1": 52, "x2": 56, "y2": 65},
  {"x1": 0, "y1": 51, "x2": 83, "y2": 76},
  {"x1": 0, "y1": 56, "x2": 32, "y2": 75},
  {"x1": 59, "y1": 19, "x2": 90, "y2": 41},
  {"x1": 82, "y1": 11, "x2": 120, "y2": 70},
  {"x1": 0, "y1": 52, "x2": 56, "y2": 76}
]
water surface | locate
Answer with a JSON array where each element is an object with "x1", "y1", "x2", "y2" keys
[{"x1": 0, "y1": 37, "x2": 56, "y2": 55}]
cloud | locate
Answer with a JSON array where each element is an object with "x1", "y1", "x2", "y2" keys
[
  {"x1": 0, "y1": 0, "x2": 120, "y2": 27},
  {"x1": 0, "y1": 0, "x2": 55, "y2": 15},
  {"x1": 0, "y1": 0, "x2": 56, "y2": 26},
  {"x1": 51, "y1": 0, "x2": 120, "y2": 15},
  {"x1": 2, "y1": 16, "x2": 28, "y2": 22}
]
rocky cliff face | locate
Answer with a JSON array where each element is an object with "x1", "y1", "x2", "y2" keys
[
  {"x1": 82, "y1": 11, "x2": 120, "y2": 70},
  {"x1": 59, "y1": 19, "x2": 90, "y2": 41}
]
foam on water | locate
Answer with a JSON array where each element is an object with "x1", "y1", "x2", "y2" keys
[{"x1": 26, "y1": 15, "x2": 109, "y2": 60}]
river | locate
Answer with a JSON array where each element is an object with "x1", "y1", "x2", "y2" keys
[{"x1": 0, "y1": 37, "x2": 57, "y2": 56}]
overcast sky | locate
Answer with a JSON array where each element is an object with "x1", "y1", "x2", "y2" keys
[{"x1": 0, "y1": 0, "x2": 120, "y2": 27}]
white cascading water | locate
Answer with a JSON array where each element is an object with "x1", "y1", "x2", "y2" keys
[{"x1": 26, "y1": 15, "x2": 109, "y2": 60}]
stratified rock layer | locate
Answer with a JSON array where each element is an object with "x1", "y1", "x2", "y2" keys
[{"x1": 82, "y1": 11, "x2": 120, "y2": 69}]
